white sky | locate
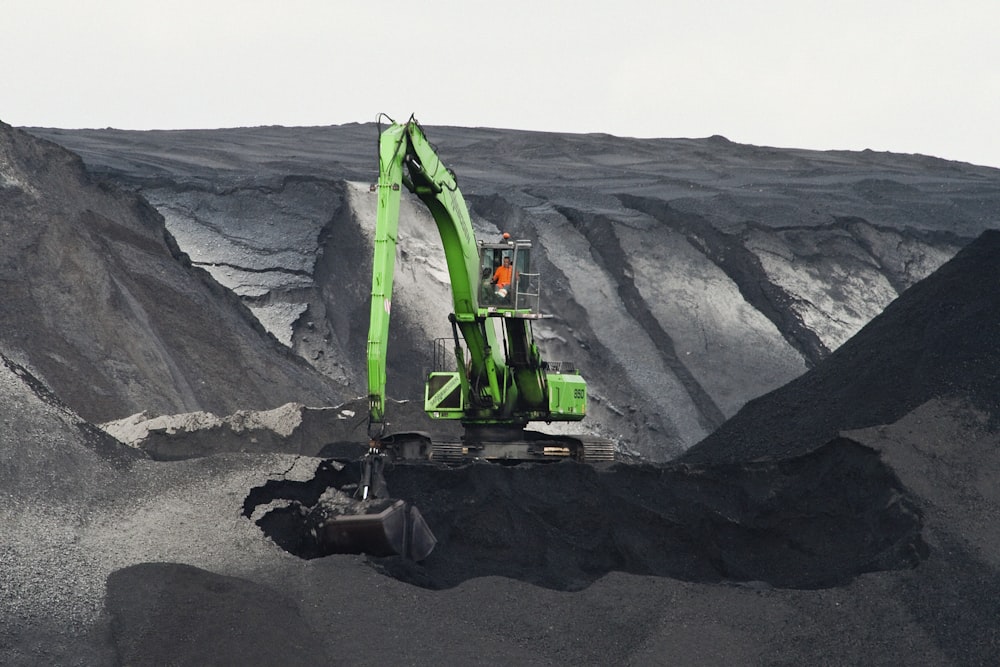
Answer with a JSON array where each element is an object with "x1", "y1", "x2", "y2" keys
[{"x1": 3, "y1": 0, "x2": 999, "y2": 167}]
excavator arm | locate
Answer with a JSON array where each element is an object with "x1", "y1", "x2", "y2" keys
[{"x1": 367, "y1": 115, "x2": 500, "y2": 437}]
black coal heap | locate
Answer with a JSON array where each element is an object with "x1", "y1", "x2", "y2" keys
[{"x1": 247, "y1": 440, "x2": 925, "y2": 591}]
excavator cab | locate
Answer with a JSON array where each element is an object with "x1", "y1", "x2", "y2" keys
[{"x1": 478, "y1": 238, "x2": 539, "y2": 313}]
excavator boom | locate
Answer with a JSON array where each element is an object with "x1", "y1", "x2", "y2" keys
[{"x1": 367, "y1": 116, "x2": 484, "y2": 434}]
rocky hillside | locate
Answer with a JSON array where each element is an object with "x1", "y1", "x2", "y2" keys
[{"x1": 27, "y1": 121, "x2": 1000, "y2": 460}]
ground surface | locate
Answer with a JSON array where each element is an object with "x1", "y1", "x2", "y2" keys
[{"x1": 2, "y1": 121, "x2": 999, "y2": 665}]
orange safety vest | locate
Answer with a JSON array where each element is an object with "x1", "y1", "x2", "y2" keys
[{"x1": 493, "y1": 264, "x2": 513, "y2": 287}]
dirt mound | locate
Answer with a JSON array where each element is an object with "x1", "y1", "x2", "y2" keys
[{"x1": 245, "y1": 438, "x2": 924, "y2": 591}]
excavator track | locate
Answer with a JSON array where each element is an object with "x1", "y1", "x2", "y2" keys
[
  {"x1": 425, "y1": 430, "x2": 617, "y2": 464},
  {"x1": 379, "y1": 428, "x2": 618, "y2": 465}
]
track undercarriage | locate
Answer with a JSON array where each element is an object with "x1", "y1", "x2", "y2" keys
[{"x1": 378, "y1": 427, "x2": 617, "y2": 465}]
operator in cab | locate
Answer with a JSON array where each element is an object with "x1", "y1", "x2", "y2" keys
[{"x1": 492, "y1": 255, "x2": 514, "y2": 298}]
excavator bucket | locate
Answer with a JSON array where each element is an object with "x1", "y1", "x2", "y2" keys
[
  {"x1": 314, "y1": 497, "x2": 436, "y2": 561},
  {"x1": 308, "y1": 451, "x2": 436, "y2": 560}
]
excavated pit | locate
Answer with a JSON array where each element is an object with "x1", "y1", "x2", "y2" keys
[{"x1": 243, "y1": 437, "x2": 926, "y2": 591}]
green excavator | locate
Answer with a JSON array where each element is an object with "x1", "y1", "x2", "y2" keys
[{"x1": 313, "y1": 115, "x2": 614, "y2": 560}]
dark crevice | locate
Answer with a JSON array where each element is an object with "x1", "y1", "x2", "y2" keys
[
  {"x1": 617, "y1": 194, "x2": 830, "y2": 367},
  {"x1": 243, "y1": 438, "x2": 926, "y2": 591},
  {"x1": 191, "y1": 260, "x2": 314, "y2": 277},
  {"x1": 554, "y1": 205, "x2": 727, "y2": 433},
  {"x1": 242, "y1": 459, "x2": 357, "y2": 559}
]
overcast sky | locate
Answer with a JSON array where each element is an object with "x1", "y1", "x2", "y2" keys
[{"x1": 4, "y1": 1, "x2": 999, "y2": 167}]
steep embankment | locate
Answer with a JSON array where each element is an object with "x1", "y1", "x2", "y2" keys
[
  {"x1": 683, "y1": 229, "x2": 1000, "y2": 465},
  {"x1": 0, "y1": 122, "x2": 345, "y2": 423}
]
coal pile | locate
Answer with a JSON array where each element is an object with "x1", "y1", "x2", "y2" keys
[
  {"x1": 246, "y1": 437, "x2": 924, "y2": 591},
  {"x1": 684, "y1": 228, "x2": 1000, "y2": 465},
  {"x1": 5, "y1": 118, "x2": 1000, "y2": 664}
]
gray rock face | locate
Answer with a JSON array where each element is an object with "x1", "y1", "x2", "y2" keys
[{"x1": 28, "y1": 123, "x2": 997, "y2": 460}]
